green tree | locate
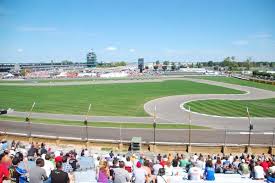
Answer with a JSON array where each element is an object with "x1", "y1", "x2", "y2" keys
[
  {"x1": 156, "y1": 60, "x2": 160, "y2": 65},
  {"x1": 163, "y1": 61, "x2": 170, "y2": 66},
  {"x1": 162, "y1": 65, "x2": 167, "y2": 71},
  {"x1": 207, "y1": 61, "x2": 214, "y2": 67}
]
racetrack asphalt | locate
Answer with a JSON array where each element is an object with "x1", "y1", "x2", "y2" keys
[
  {"x1": 0, "y1": 120, "x2": 274, "y2": 145},
  {"x1": 4, "y1": 77, "x2": 275, "y2": 131}
]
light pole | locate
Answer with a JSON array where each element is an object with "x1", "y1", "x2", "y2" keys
[
  {"x1": 246, "y1": 107, "x2": 253, "y2": 148},
  {"x1": 84, "y1": 104, "x2": 91, "y2": 141},
  {"x1": 188, "y1": 106, "x2": 191, "y2": 146},
  {"x1": 26, "y1": 102, "x2": 35, "y2": 137},
  {"x1": 272, "y1": 128, "x2": 275, "y2": 147},
  {"x1": 153, "y1": 106, "x2": 157, "y2": 146}
]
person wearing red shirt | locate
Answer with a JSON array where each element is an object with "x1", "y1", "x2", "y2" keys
[
  {"x1": 260, "y1": 158, "x2": 270, "y2": 173},
  {"x1": 0, "y1": 153, "x2": 10, "y2": 183}
]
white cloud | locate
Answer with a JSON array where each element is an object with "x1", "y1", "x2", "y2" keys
[
  {"x1": 129, "y1": 48, "x2": 135, "y2": 52},
  {"x1": 232, "y1": 40, "x2": 248, "y2": 46},
  {"x1": 17, "y1": 48, "x2": 23, "y2": 53},
  {"x1": 252, "y1": 33, "x2": 272, "y2": 39},
  {"x1": 18, "y1": 26, "x2": 57, "y2": 32},
  {"x1": 106, "y1": 46, "x2": 117, "y2": 51}
]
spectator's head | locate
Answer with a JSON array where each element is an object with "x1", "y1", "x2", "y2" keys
[
  {"x1": 205, "y1": 160, "x2": 213, "y2": 168},
  {"x1": 144, "y1": 160, "x2": 150, "y2": 167},
  {"x1": 126, "y1": 156, "x2": 130, "y2": 162},
  {"x1": 119, "y1": 161, "x2": 125, "y2": 168},
  {"x1": 45, "y1": 154, "x2": 51, "y2": 160},
  {"x1": 56, "y1": 161, "x2": 63, "y2": 170},
  {"x1": 113, "y1": 158, "x2": 118, "y2": 167},
  {"x1": 172, "y1": 159, "x2": 178, "y2": 167},
  {"x1": 12, "y1": 157, "x2": 21, "y2": 166},
  {"x1": 158, "y1": 168, "x2": 165, "y2": 176},
  {"x1": 15, "y1": 152, "x2": 23, "y2": 162},
  {"x1": 36, "y1": 158, "x2": 45, "y2": 167},
  {"x1": 136, "y1": 161, "x2": 142, "y2": 168},
  {"x1": 62, "y1": 156, "x2": 68, "y2": 163}
]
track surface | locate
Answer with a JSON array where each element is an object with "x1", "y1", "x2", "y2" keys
[
  {"x1": 144, "y1": 78, "x2": 275, "y2": 130},
  {"x1": 0, "y1": 121, "x2": 274, "y2": 145}
]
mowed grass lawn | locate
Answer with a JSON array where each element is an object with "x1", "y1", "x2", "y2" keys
[
  {"x1": 185, "y1": 98, "x2": 275, "y2": 117},
  {"x1": 0, "y1": 80, "x2": 243, "y2": 116},
  {"x1": 191, "y1": 76, "x2": 275, "y2": 91}
]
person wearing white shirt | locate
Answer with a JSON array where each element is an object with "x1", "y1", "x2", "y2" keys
[
  {"x1": 188, "y1": 163, "x2": 203, "y2": 180},
  {"x1": 254, "y1": 162, "x2": 265, "y2": 180},
  {"x1": 153, "y1": 160, "x2": 162, "y2": 175},
  {"x1": 42, "y1": 154, "x2": 54, "y2": 177}
]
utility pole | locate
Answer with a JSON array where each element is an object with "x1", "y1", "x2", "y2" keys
[
  {"x1": 26, "y1": 102, "x2": 35, "y2": 137},
  {"x1": 246, "y1": 107, "x2": 253, "y2": 149},
  {"x1": 153, "y1": 106, "x2": 157, "y2": 145},
  {"x1": 84, "y1": 104, "x2": 91, "y2": 141},
  {"x1": 188, "y1": 106, "x2": 191, "y2": 146}
]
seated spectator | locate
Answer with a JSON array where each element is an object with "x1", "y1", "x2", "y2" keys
[
  {"x1": 188, "y1": 162, "x2": 203, "y2": 180},
  {"x1": 232, "y1": 156, "x2": 240, "y2": 170},
  {"x1": 239, "y1": 159, "x2": 250, "y2": 178},
  {"x1": 179, "y1": 155, "x2": 190, "y2": 168},
  {"x1": 224, "y1": 164, "x2": 236, "y2": 174},
  {"x1": 62, "y1": 156, "x2": 73, "y2": 173},
  {"x1": 39, "y1": 143, "x2": 47, "y2": 155},
  {"x1": 261, "y1": 157, "x2": 270, "y2": 173},
  {"x1": 124, "y1": 156, "x2": 133, "y2": 173},
  {"x1": 133, "y1": 162, "x2": 148, "y2": 183},
  {"x1": 204, "y1": 160, "x2": 215, "y2": 181},
  {"x1": 164, "y1": 161, "x2": 173, "y2": 176},
  {"x1": 215, "y1": 157, "x2": 223, "y2": 173},
  {"x1": 9, "y1": 157, "x2": 28, "y2": 183},
  {"x1": 68, "y1": 154, "x2": 79, "y2": 171},
  {"x1": 0, "y1": 153, "x2": 10, "y2": 182},
  {"x1": 97, "y1": 161, "x2": 110, "y2": 183},
  {"x1": 27, "y1": 144, "x2": 36, "y2": 161},
  {"x1": 153, "y1": 160, "x2": 162, "y2": 175},
  {"x1": 144, "y1": 160, "x2": 154, "y2": 182},
  {"x1": 54, "y1": 152, "x2": 63, "y2": 163},
  {"x1": 42, "y1": 153, "x2": 54, "y2": 177},
  {"x1": 29, "y1": 158, "x2": 48, "y2": 183},
  {"x1": 253, "y1": 161, "x2": 265, "y2": 180},
  {"x1": 156, "y1": 168, "x2": 170, "y2": 183},
  {"x1": 50, "y1": 162, "x2": 69, "y2": 183},
  {"x1": 113, "y1": 161, "x2": 130, "y2": 183}
]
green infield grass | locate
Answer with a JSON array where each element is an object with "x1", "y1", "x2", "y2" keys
[
  {"x1": 184, "y1": 98, "x2": 275, "y2": 117},
  {"x1": 0, "y1": 115, "x2": 208, "y2": 129},
  {"x1": 0, "y1": 80, "x2": 243, "y2": 116},
  {"x1": 190, "y1": 76, "x2": 275, "y2": 91}
]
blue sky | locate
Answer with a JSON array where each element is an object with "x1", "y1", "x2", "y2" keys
[{"x1": 0, "y1": 0, "x2": 274, "y2": 63}]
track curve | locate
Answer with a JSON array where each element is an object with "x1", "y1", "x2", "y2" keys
[{"x1": 144, "y1": 78, "x2": 275, "y2": 130}]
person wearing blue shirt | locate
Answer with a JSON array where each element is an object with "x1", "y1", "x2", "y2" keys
[
  {"x1": 204, "y1": 160, "x2": 215, "y2": 181},
  {"x1": 10, "y1": 156, "x2": 29, "y2": 183}
]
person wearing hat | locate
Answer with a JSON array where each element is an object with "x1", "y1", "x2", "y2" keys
[
  {"x1": 239, "y1": 159, "x2": 250, "y2": 178},
  {"x1": 133, "y1": 161, "x2": 148, "y2": 183}
]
